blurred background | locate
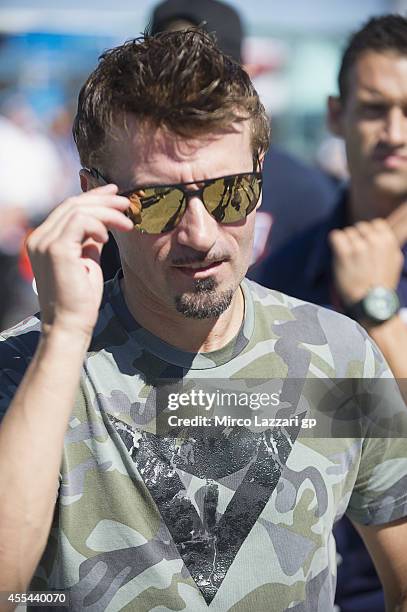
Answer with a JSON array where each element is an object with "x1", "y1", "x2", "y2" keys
[{"x1": 0, "y1": 0, "x2": 406, "y2": 328}]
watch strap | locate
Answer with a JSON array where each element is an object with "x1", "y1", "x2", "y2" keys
[
  {"x1": 344, "y1": 288, "x2": 400, "y2": 325},
  {"x1": 344, "y1": 300, "x2": 368, "y2": 322}
]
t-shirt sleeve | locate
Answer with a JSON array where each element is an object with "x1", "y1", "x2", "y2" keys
[
  {"x1": 0, "y1": 321, "x2": 40, "y2": 422},
  {"x1": 346, "y1": 433, "x2": 407, "y2": 525}
]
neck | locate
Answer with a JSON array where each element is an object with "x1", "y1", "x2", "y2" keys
[
  {"x1": 348, "y1": 179, "x2": 407, "y2": 223},
  {"x1": 120, "y1": 271, "x2": 245, "y2": 354}
]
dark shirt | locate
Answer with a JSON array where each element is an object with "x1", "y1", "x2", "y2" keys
[
  {"x1": 258, "y1": 188, "x2": 407, "y2": 612},
  {"x1": 248, "y1": 147, "x2": 338, "y2": 281},
  {"x1": 255, "y1": 191, "x2": 347, "y2": 304},
  {"x1": 101, "y1": 232, "x2": 121, "y2": 282},
  {"x1": 257, "y1": 189, "x2": 407, "y2": 309}
]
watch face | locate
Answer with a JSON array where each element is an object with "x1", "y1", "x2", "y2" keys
[{"x1": 364, "y1": 287, "x2": 400, "y2": 322}]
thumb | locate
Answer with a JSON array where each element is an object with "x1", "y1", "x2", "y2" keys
[
  {"x1": 82, "y1": 241, "x2": 103, "y2": 264},
  {"x1": 87, "y1": 183, "x2": 119, "y2": 195}
]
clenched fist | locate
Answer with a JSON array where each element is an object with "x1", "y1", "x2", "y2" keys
[
  {"x1": 329, "y1": 218, "x2": 403, "y2": 307},
  {"x1": 27, "y1": 184, "x2": 133, "y2": 337}
]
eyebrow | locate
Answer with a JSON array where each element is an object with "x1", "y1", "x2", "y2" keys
[
  {"x1": 356, "y1": 84, "x2": 407, "y2": 102},
  {"x1": 356, "y1": 87, "x2": 388, "y2": 98}
]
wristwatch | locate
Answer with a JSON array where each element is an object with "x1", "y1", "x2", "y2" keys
[{"x1": 345, "y1": 286, "x2": 400, "y2": 325}]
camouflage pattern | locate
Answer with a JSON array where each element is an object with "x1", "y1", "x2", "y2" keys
[{"x1": 1, "y1": 273, "x2": 407, "y2": 611}]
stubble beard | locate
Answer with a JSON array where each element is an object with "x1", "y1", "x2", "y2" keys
[
  {"x1": 374, "y1": 172, "x2": 407, "y2": 202},
  {"x1": 175, "y1": 277, "x2": 234, "y2": 319}
]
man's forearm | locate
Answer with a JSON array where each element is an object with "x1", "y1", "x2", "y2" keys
[{"x1": 0, "y1": 326, "x2": 90, "y2": 591}]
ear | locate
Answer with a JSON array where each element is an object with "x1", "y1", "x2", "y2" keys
[
  {"x1": 79, "y1": 168, "x2": 97, "y2": 193},
  {"x1": 327, "y1": 95, "x2": 345, "y2": 137},
  {"x1": 255, "y1": 152, "x2": 266, "y2": 173}
]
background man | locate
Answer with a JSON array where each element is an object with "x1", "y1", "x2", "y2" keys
[
  {"x1": 259, "y1": 14, "x2": 407, "y2": 379},
  {"x1": 1, "y1": 29, "x2": 407, "y2": 611},
  {"x1": 258, "y1": 14, "x2": 407, "y2": 611}
]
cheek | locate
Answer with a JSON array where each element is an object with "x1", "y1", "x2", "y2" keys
[
  {"x1": 229, "y1": 222, "x2": 256, "y2": 261},
  {"x1": 342, "y1": 111, "x2": 378, "y2": 158},
  {"x1": 354, "y1": 121, "x2": 380, "y2": 153},
  {"x1": 117, "y1": 231, "x2": 168, "y2": 270},
  {"x1": 344, "y1": 125, "x2": 368, "y2": 166},
  {"x1": 151, "y1": 235, "x2": 174, "y2": 264}
]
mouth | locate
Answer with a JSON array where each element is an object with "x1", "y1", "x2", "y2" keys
[
  {"x1": 373, "y1": 151, "x2": 407, "y2": 169},
  {"x1": 172, "y1": 261, "x2": 225, "y2": 278}
]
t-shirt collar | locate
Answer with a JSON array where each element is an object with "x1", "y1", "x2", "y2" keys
[{"x1": 106, "y1": 270, "x2": 255, "y2": 370}]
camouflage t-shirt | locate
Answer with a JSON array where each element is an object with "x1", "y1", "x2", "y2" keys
[{"x1": 1, "y1": 273, "x2": 407, "y2": 612}]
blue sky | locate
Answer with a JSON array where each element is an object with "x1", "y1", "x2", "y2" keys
[{"x1": 0, "y1": 0, "x2": 391, "y2": 37}]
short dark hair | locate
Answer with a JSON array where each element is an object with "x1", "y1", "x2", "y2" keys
[
  {"x1": 338, "y1": 14, "x2": 407, "y2": 101},
  {"x1": 73, "y1": 29, "x2": 270, "y2": 172}
]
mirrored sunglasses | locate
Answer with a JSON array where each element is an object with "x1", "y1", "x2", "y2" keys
[{"x1": 87, "y1": 169, "x2": 262, "y2": 234}]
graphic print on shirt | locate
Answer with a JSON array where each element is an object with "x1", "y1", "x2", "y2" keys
[{"x1": 110, "y1": 416, "x2": 301, "y2": 605}]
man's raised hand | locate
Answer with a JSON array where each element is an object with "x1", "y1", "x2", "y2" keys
[
  {"x1": 329, "y1": 218, "x2": 403, "y2": 306},
  {"x1": 27, "y1": 184, "x2": 133, "y2": 337}
]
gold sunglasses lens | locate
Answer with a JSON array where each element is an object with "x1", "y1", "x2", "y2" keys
[
  {"x1": 203, "y1": 175, "x2": 261, "y2": 223},
  {"x1": 126, "y1": 187, "x2": 185, "y2": 233}
]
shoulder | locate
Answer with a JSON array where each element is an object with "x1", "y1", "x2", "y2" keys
[
  {"x1": 247, "y1": 277, "x2": 365, "y2": 338},
  {"x1": 246, "y1": 279, "x2": 386, "y2": 377}
]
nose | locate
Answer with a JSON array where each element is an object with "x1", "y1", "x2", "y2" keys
[
  {"x1": 383, "y1": 106, "x2": 407, "y2": 147},
  {"x1": 175, "y1": 195, "x2": 219, "y2": 252}
]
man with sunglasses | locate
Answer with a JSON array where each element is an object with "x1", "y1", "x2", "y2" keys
[{"x1": 1, "y1": 29, "x2": 407, "y2": 612}]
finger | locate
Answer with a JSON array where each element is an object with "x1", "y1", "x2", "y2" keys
[
  {"x1": 30, "y1": 223, "x2": 108, "y2": 290},
  {"x1": 329, "y1": 229, "x2": 352, "y2": 256},
  {"x1": 29, "y1": 205, "x2": 133, "y2": 254},
  {"x1": 44, "y1": 194, "x2": 130, "y2": 230},
  {"x1": 29, "y1": 210, "x2": 132, "y2": 264},
  {"x1": 369, "y1": 217, "x2": 390, "y2": 234},
  {"x1": 354, "y1": 221, "x2": 385, "y2": 254},
  {"x1": 354, "y1": 221, "x2": 374, "y2": 240},
  {"x1": 354, "y1": 219, "x2": 395, "y2": 248},
  {"x1": 29, "y1": 191, "x2": 130, "y2": 247},
  {"x1": 84, "y1": 183, "x2": 119, "y2": 195},
  {"x1": 75, "y1": 193, "x2": 130, "y2": 210},
  {"x1": 82, "y1": 241, "x2": 103, "y2": 264},
  {"x1": 354, "y1": 218, "x2": 400, "y2": 253},
  {"x1": 48, "y1": 183, "x2": 121, "y2": 226},
  {"x1": 343, "y1": 226, "x2": 368, "y2": 253},
  {"x1": 32, "y1": 217, "x2": 109, "y2": 263},
  {"x1": 61, "y1": 209, "x2": 132, "y2": 243},
  {"x1": 372, "y1": 219, "x2": 401, "y2": 252}
]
